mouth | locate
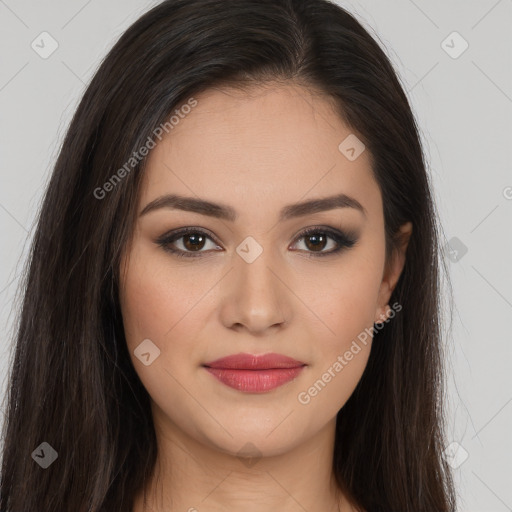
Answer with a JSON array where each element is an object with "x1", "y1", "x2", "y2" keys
[{"x1": 202, "y1": 352, "x2": 307, "y2": 393}]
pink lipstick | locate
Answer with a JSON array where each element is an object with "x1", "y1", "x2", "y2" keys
[{"x1": 203, "y1": 352, "x2": 306, "y2": 393}]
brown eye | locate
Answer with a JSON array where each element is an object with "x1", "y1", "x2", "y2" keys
[
  {"x1": 182, "y1": 233, "x2": 207, "y2": 251},
  {"x1": 157, "y1": 226, "x2": 358, "y2": 259},
  {"x1": 156, "y1": 228, "x2": 221, "y2": 258},
  {"x1": 291, "y1": 227, "x2": 358, "y2": 257},
  {"x1": 303, "y1": 233, "x2": 328, "y2": 252}
]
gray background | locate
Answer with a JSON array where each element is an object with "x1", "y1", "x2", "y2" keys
[{"x1": 1, "y1": 1, "x2": 511, "y2": 510}]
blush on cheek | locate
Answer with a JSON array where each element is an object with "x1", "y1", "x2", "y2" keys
[
  {"x1": 120, "y1": 267, "x2": 206, "y2": 369},
  {"x1": 311, "y1": 289, "x2": 377, "y2": 350}
]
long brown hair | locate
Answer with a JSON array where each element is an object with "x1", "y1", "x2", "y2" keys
[{"x1": 0, "y1": 1, "x2": 456, "y2": 510}]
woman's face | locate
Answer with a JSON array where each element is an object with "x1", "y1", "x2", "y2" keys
[{"x1": 119, "y1": 83, "x2": 409, "y2": 458}]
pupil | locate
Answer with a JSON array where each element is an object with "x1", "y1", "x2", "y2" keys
[
  {"x1": 306, "y1": 234, "x2": 326, "y2": 251},
  {"x1": 184, "y1": 234, "x2": 204, "y2": 250}
]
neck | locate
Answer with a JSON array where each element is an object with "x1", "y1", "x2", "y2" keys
[{"x1": 132, "y1": 404, "x2": 353, "y2": 512}]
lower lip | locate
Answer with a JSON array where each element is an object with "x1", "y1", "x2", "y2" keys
[{"x1": 204, "y1": 367, "x2": 305, "y2": 392}]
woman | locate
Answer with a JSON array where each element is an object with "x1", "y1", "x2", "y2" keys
[{"x1": 0, "y1": 0, "x2": 457, "y2": 510}]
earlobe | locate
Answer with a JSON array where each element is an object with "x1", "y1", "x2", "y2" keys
[{"x1": 374, "y1": 221, "x2": 413, "y2": 324}]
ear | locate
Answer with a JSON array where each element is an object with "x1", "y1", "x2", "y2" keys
[{"x1": 374, "y1": 221, "x2": 412, "y2": 323}]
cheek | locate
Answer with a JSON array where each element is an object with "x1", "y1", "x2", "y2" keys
[
  {"x1": 120, "y1": 244, "x2": 205, "y2": 344},
  {"x1": 119, "y1": 247, "x2": 205, "y2": 379},
  {"x1": 297, "y1": 253, "x2": 383, "y2": 351},
  {"x1": 331, "y1": 271, "x2": 380, "y2": 341},
  {"x1": 119, "y1": 254, "x2": 210, "y2": 419},
  {"x1": 292, "y1": 253, "x2": 382, "y2": 413},
  {"x1": 295, "y1": 278, "x2": 377, "y2": 417}
]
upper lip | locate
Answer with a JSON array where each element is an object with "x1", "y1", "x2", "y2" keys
[{"x1": 203, "y1": 352, "x2": 306, "y2": 370}]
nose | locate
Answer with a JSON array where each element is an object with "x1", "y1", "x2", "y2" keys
[{"x1": 218, "y1": 246, "x2": 290, "y2": 335}]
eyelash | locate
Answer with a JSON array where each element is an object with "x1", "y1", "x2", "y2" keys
[{"x1": 155, "y1": 226, "x2": 358, "y2": 259}]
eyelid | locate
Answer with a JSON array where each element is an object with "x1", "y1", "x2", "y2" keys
[
  {"x1": 155, "y1": 224, "x2": 358, "y2": 258},
  {"x1": 155, "y1": 226, "x2": 222, "y2": 257},
  {"x1": 289, "y1": 225, "x2": 358, "y2": 256}
]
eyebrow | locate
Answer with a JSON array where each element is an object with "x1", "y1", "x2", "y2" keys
[{"x1": 139, "y1": 193, "x2": 367, "y2": 221}]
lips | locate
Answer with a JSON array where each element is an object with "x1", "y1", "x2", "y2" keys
[
  {"x1": 204, "y1": 352, "x2": 306, "y2": 370},
  {"x1": 203, "y1": 352, "x2": 306, "y2": 393}
]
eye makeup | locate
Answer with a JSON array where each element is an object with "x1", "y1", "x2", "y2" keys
[{"x1": 154, "y1": 224, "x2": 359, "y2": 259}]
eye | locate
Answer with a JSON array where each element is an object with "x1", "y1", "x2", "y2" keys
[
  {"x1": 155, "y1": 225, "x2": 358, "y2": 258},
  {"x1": 290, "y1": 226, "x2": 357, "y2": 257},
  {"x1": 156, "y1": 227, "x2": 221, "y2": 258}
]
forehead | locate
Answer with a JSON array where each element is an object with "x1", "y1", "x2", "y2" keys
[{"x1": 140, "y1": 83, "x2": 382, "y2": 223}]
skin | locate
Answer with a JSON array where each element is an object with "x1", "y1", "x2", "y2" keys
[{"x1": 121, "y1": 82, "x2": 412, "y2": 512}]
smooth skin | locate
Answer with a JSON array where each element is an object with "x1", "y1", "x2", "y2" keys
[{"x1": 121, "y1": 82, "x2": 412, "y2": 512}]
